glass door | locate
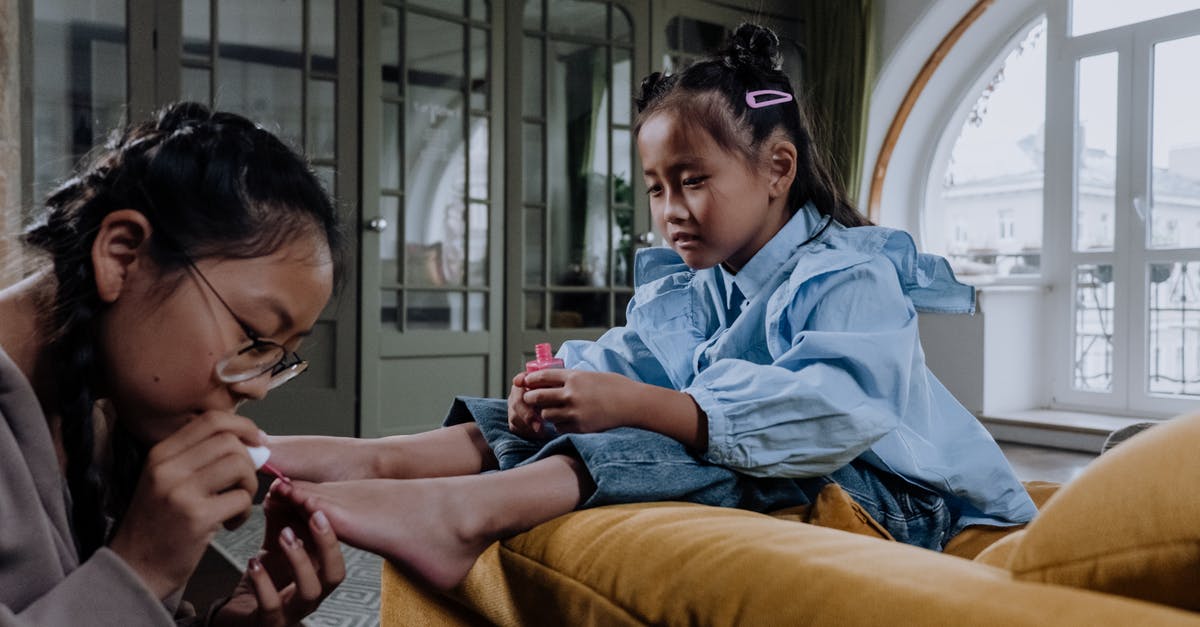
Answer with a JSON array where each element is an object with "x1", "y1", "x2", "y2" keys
[
  {"x1": 1047, "y1": 1, "x2": 1200, "y2": 416},
  {"x1": 360, "y1": 0, "x2": 502, "y2": 436},
  {"x1": 170, "y1": 0, "x2": 359, "y2": 435},
  {"x1": 506, "y1": 0, "x2": 649, "y2": 375}
]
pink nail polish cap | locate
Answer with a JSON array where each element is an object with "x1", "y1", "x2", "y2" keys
[{"x1": 525, "y1": 343, "x2": 564, "y2": 372}]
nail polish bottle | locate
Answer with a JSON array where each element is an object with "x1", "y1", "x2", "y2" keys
[
  {"x1": 523, "y1": 343, "x2": 562, "y2": 434},
  {"x1": 525, "y1": 342, "x2": 564, "y2": 373}
]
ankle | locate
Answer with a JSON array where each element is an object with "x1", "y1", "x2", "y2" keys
[{"x1": 368, "y1": 436, "x2": 408, "y2": 479}]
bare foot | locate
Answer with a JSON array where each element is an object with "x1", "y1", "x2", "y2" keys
[
  {"x1": 265, "y1": 435, "x2": 382, "y2": 482},
  {"x1": 271, "y1": 455, "x2": 588, "y2": 590},
  {"x1": 275, "y1": 478, "x2": 497, "y2": 590}
]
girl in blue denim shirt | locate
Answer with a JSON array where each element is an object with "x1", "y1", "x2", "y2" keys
[{"x1": 272, "y1": 23, "x2": 1037, "y2": 591}]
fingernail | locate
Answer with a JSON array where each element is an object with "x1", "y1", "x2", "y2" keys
[
  {"x1": 248, "y1": 557, "x2": 262, "y2": 572},
  {"x1": 312, "y1": 510, "x2": 330, "y2": 533},
  {"x1": 281, "y1": 526, "x2": 298, "y2": 547},
  {"x1": 258, "y1": 429, "x2": 270, "y2": 445}
]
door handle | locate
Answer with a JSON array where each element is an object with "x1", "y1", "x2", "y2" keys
[
  {"x1": 634, "y1": 232, "x2": 656, "y2": 248},
  {"x1": 366, "y1": 216, "x2": 389, "y2": 232}
]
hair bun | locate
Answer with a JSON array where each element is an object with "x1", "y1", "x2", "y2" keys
[
  {"x1": 156, "y1": 101, "x2": 213, "y2": 134},
  {"x1": 635, "y1": 71, "x2": 677, "y2": 113},
  {"x1": 724, "y1": 23, "x2": 781, "y2": 73}
]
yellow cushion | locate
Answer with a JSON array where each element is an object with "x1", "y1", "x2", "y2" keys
[
  {"x1": 1009, "y1": 412, "x2": 1200, "y2": 610},
  {"x1": 386, "y1": 502, "x2": 1200, "y2": 626}
]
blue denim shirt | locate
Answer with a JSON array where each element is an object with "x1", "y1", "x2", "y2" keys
[{"x1": 559, "y1": 203, "x2": 1037, "y2": 529}]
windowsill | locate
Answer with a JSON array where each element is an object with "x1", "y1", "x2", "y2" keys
[
  {"x1": 979, "y1": 409, "x2": 1154, "y2": 454},
  {"x1": 981, "y1": 409, "x2": 1153, "y2": 434}
]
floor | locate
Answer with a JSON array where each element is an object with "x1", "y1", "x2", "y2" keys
[{"x1": 998, "y1": 441, "x2": 1097, "y2": 485}]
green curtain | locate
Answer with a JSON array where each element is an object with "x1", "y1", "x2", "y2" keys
[{"x1": 797, "y1": 0, "x2": 876, "y2": 206}]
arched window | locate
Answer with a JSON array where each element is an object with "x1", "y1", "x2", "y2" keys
[
  {"x1": 925, "y1": 17, "x2": 1046, "y2": 280},
  {"x1": 920, "y1": 1, "x2": 1200, "y2": 416}
]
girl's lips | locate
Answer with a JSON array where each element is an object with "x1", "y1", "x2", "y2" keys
[{"x1": 672, "y1": 232, "x2": 700, "y2": 246}]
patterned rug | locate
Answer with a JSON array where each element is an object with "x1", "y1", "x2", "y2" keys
[{"x1": 210, "y1": 506, "x2": 382, "y2": 626}]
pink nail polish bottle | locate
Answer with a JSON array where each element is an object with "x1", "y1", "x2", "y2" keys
[
  {"x1": 524, "y1": 343, "x2": 563, "y2": 432},
  {"x1": 525, "y1": 343, "x2": 564, "y2": 373}
]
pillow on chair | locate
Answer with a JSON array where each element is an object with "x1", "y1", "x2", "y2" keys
[{"x1": 1007, "y1": 412, "x2": 1200, "y2": 610}]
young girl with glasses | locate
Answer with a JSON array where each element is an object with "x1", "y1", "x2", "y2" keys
[
  {"x1": 269, "y1": 23, "x2": 1037, "y2": 591},
  {"x1": 0, "y1": 102, "x2": 346, "y2": 625}
]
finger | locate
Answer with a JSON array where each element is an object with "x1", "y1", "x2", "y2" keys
[
  {"x1": 246, "y1": 556, "x2": 285, "y2": 624},
  {"x1": 202, "y1": 489, "x2": 255, "y2": 536},
  {"x1": 308, "y1": 511, "x2": 347, "y2": 589},
  {"x1": 279, "y1": 526, "x2": 323, "y2": 605},
  {"x1": 159, "y1": 431, "x2": 254, "y2": 482},
  {"x1": 523, "y1": 387, "x2": 566, "y2": 407},
  {"x1": 512, "y1": 371, "x2": 528, "y2": 387},
  {"x1": 195, "y1": 449, "x2": 259, "y2": 498},
  {"x1": 523, "y1": 369, "x2": 568, "y2": 389},
  {"x1": 149, "y1": 411, "x2": 265, "y2": 466}
]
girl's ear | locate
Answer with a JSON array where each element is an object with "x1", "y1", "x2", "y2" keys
[
  {"x1": 92, "y1": 209, "x2": 154, "y2": 304},
  {"x1": 766, "y1": 141, "x2": 798, "y2": 201}
]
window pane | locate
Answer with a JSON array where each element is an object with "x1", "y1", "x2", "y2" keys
[
  {"x1": 1148, "y1": 262, "x2": 1200, "y2": 397},
  {"x1": 183, "y1": 0, "x2": 211, "y2": 58},
  {"x1": 380, "y1": 101, "x2": 401, "y2": 189},
  {"x1": 470, "y1": 28, "x2": 489, "y2": 110},
  {"x1": 524, "y1": 207, "x2": 545, "y2": 286},
  {"x1": 467, "y1": 201, "x2": 488, "y2": 286},
  {"x1": 379, "y1": 195, "x2": 401, "y2": 283},
  {"x1": 33, "y1": 0, "x2": 127, "y2": 198},
  {"x1": 1071, "y1": 0, "x2": 1199, "y2": 36},
  {"x1": 1076, "y1": 52, "x2": 1117, "y2": 251},
  {"x1": 524, "y1": 292, "x2": 544, "y2": 329},
  {"x1": 547, "y1": 40, "x2": 608, "y2": 287},
  {"x1": 406, "y1": 14, "x2": 467, "y2": 287},
  {"x1": 522, "y1": 122, "x2": 544, "y2": 203},
  {"x1": 614, "y1": 291, "x2": 632, "y2": 326},
  {"x1": 937, "y1": 19, "x2": 1045, "y2": 279},
  {"x1": 182, "y1": 67, "x2": 211, "y2": 105},
  {"x1": 613, "y1": 5, "x2": 632, "y2": 43},
  {"x1": 467, "y1": 292, "x2": 487, "y2": 331},
  {"x1": 523, "y1": 37, "x2": 543, "y2": 117},
  {"x1": 468, "y1": 115, "x2": 489, "y2": 199},
  {"x1": 217, "y1": 0, "x2": 304, "y2": 148},
  {"x1": 1073, "y1": 264, "x2": 1115, "y2": 392},
  {"x1": 524, "y1": 0, "x2": 543, "y2": 31},
  {"x1": 547, "y1": 0, "x2": 606, "y2": 39},
  {"x1": 380, "y1": 7, "x2": 400, "y2": 97},
  {"x1": 308, "y1": 79, "x2": 336, "y2": 160},
  {"x1": 612, "y1": 47, "x2": 631, "y2": 125},
  {"x1": 1149, "y1": 35, "x2": 1200, "y2": 250},
  {"x1": 407, "y1": 291, "x2": 463, "y2": 331},
  {"x1": 552, "y1": 292, "x2": 607, "y2": 328},
  {"x1": 310, "y1": 0, "x2": 336, "y2": 62}
]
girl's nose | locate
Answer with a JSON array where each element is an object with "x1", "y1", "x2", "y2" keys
[{"x1": 662, "y1": 191, "x2": 689, "y2": 224}]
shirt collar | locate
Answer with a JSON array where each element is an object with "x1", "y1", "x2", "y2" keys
[{"x1": 722, "y1": 203, "x2": 824, "y2": 303}]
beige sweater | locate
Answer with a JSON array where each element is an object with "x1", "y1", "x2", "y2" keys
[{"x1": 0, "y1": 345, "x2": 185, "y2": 625}]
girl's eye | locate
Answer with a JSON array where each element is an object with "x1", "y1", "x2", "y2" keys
[
  {"x1": 682, "y1": 176, "x2": 707, "y2": 188},
  {"x1": 646, "y1": 184, "x2": 663, "y2": 197}
]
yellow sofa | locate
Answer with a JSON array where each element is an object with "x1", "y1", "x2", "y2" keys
[{"x1": 381, "y1": 412, "x2": 1200, "y2": 626}]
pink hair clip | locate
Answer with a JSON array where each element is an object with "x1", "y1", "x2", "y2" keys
[{"x1": 745, "y1": 89, "x2": 793, "y2": 109}]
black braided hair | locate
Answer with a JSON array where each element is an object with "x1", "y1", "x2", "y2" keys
[
  {"x1": 634, "y1": 23, "x2": 870, "y2": 228},
  {"x1": 22, "y1": 101, "x2": 345, "y2": 559}
]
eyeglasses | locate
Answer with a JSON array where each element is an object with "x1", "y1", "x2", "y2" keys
[{"x1": 185, "y1": 260, "x2": 308, "y2": 391}]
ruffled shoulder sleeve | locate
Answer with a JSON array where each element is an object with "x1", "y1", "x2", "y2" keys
[{"x1": 875, "y1": 229, "x2": 976, "y2": 314}]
